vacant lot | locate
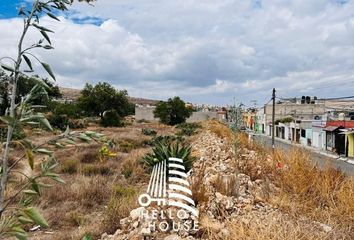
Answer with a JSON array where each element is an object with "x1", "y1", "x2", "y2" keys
[{"x1": 22, "y1": 122, "x2": 175, "y2": 240}]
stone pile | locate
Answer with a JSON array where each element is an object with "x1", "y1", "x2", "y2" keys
[{"x1": 101, "y1": 130, "x2": 335, "y2": 240}]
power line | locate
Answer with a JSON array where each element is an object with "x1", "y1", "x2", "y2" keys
[{"x1": 318, "y1": 95, "x2": 354, "y2": 101}]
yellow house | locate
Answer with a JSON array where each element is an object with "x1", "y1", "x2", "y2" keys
[
  {"x1": 341, "y1": 131, "x2": 354, "y2": 158},
  {"x1": 348, "y1": 132, "x2": 354, "y2": 158}
]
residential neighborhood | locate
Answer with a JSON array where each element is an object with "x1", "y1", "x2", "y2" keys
[{"x1": 244, "y1": 96, "x2": 354, "y2": 160}]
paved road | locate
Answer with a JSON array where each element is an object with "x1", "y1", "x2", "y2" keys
[{"x1": 253, "y1": 134, "x2": 354, "y2": 176}]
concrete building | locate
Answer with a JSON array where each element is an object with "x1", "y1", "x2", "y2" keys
[{"x1": 264, "y1": 101, "x2": 326, "y2": 123}]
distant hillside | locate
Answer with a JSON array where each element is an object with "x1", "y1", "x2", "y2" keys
[{"x1": 59, "y1": 87, "x2": 160, "y2": 105}]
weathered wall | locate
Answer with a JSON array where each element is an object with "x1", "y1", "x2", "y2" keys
[
  {"x1": 135, "y1": 106, "x2": 158, "y2": 121},
  {"x1": 186, "y1": 111, "x2": 218, "y2": 123}
]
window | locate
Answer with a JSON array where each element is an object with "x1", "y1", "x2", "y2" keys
[{"x1": 301, "y1": 129, "x2": 306, "y2": 138}]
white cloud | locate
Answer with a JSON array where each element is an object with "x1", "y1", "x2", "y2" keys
[{"x1": 1, "y1": 0, "x2": 354, "y2": 105}]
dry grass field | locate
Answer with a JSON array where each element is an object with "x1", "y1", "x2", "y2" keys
[
  {"x1": 18, "y1": 122, "x2": 175, "y2": 239},
  {"x1": 4, "y1": 120, "x2": 354, "y2": 239}
]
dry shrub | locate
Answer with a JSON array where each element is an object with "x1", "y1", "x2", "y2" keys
[
  {"x1": 60, "y1": 159, "x2": 79, "y2": 174},
  {"x1": 42, "y1": 175, "x2": 111, "y2": 208},
  {"x1": 103, "y1": 185, "x2": 139, "y2": 234},
  {"x1": 273, "y1": 148, "x2": 354, "y2": 234},
  {"x1": 235, "y1": 133, "x2": 278, "y2": 181},
  {"x1": 204, "y1": 120, "x2": 234, "y2": 141},
  {"x1": 213, "y1": 174, "x2": 238, "y2": 197},
  {"x1": 80, "y1": 163, "x2": 113, "y2": 176},
  {"x1": 223, "y1": 217, "x2": 333, "y2": 240},
  {"x1": 117, "y1": 139, "x2": 138, "y2": 153},
  {"x1": 200, "y1": 213, "x2": 336, "y2": 240},
  {"x1": 237, "y1": 152, "x2": 274, "y2": 181},
  {"x1": 237, "y1": 132, "x2": 266, "y2": 152},
  {"x1": 67, "y1": 210, "x2": 86, "y2": 227},
  {"x1": 78, "y1": 145, "x2": 100, "y2": 163},
  {"x1": 120, "y1": 149, "x2": 149, "y2": 183},
  {"x1": 191, "y1": 161, "x2": 209, "y2": 209}
]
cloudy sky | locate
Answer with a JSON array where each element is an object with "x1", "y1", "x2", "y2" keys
[{"x1": 1, "y1": 0, "x2": 354, "y2": 105}]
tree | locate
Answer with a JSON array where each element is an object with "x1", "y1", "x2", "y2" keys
[
  {"x1": 0, "y1": 1, "x2": 102, "y2": 239},
  {"x1": 78, "y1": 82, "x2": 134, "y2": 121},
  {"x1": 17, "y1": 75, "x2": 61, "y2": 102},
  {"x1": 154, "y1": 97, "x2": 192, "y2": 125}
]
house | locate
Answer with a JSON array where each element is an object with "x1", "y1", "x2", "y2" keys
[
  {"x1": 216, "y1": 108, "x2": 228, "y2": 122},
  {"x1": 312, "y1": 120, "x2": 326, "y2": 150},
  {"x1": 243, "y1": 109, "x2": 256, "y2": 130},
  {"x1": 324, "y1": 121, "x2": 354, "y2": 156},
  {"x1": 254, "y1": 107, "x2": 266, "y2": 134},
  {"x1": 339, "y1": 130, "x2": 354, "y2": 158},
  {"x1": 261, "y1": 97, "x2": 326, "y2": 144}
]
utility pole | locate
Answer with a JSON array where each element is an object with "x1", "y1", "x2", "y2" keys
[{"x1": 272, "y1": 88, "x2": 276, "y2": 150}]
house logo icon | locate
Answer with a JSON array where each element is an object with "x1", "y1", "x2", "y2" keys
[{"x1": 138, "y1": 157, "x2": 198, "y2": 218}]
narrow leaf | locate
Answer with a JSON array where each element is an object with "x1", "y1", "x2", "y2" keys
[
  {"x1": 38, "y1": 117, "x2": 53, "y2": 131},
  {"x1": 52, "y1": 176, "x2": 65, "y2": 184},
  {"x1": 46, "y1": 12, "x2": 60, "y2": 21},
  {"x1": 35, "y1": 148, "x2": 53, "y2": 155},
  {"x1": 32, "y1": 24, "x2": 54, "y2": 33},
  {"x1": 22, "y1": 207, "x2": 49, "y2": 228},
  {"x1": 43, "y1": 45, "x2": 54, "y2": 50},
  {"x1": 26, "y1": 150, "x2": 34, "y2": 170},
  {"x1": 40, "y1": 30, "x2": 51, "y2": 44},
  {"x1": 41, "y1": 62, "x2": 55, "y2": 80},
  {"x1": 18, "y1": 216, "x2": 34, "y2": 224},
  {"x1": 23, "y1": 189, "x2": 38, "y2": 195},
  {"x1": 0, "y1": 63, "x2": 15, "y2": 72},
  {"x1": 23, "y1": 55, "x2": 33, "y2": 70}
]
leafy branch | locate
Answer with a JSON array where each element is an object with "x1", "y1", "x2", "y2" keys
[{"x1": 0, "y1": 0, "x2": 98, "y2": 239}]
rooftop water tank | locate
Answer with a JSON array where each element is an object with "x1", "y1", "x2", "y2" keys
[{"x1": 338, "y1": 113, "x2": 345, "y2": 120}]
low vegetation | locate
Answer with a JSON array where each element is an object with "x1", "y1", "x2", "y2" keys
[
  {"x1": 176, "y1": 122, "x2": 201, "y2": 136},
  {"x1": 233, "y1": 132, "x2": 354, "y2": 239},
  {"x1": 141, "y1": 140, "x2": 194, "y2": 171},
  {"x1": 141, "y1": 128, "x2": 157, "y2": 136},
  {"x1": 103, "y1": 185, "x2": 139, "y2": 234}
]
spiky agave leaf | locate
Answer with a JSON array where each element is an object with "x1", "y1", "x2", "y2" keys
[{"x1": 142, "y1": 141, "x2": 194, "y2": 172}]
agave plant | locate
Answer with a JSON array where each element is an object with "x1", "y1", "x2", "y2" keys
[{"x1": 142, "y1": 141, "x2": 194, "y2": 172}]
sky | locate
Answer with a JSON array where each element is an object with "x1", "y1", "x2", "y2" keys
[{"x1": 0, "y1": 0, "x2": 354, "y2": 106}]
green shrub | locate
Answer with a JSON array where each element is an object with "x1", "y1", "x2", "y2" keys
[
  {"x1": 142, "y1": 141, "x2": 193, "y2": 171},
  {"x1": 81, "y1": 164, "x2": 112, "y2": 176},
  {"x1": 141, "y1": 128, "x2": 157, "y2": 136},
  {"x1": 47, "y1": 101, "x2": 82, "y2": 118},
  {"x1": 48, "y1": 114, "x2": 85, "y2": 130},
  {"x1": 122, "y1": 166, "x2": 133, "y2": 179},
  {"x1": 60, "y1": 159, "x2": 78, "y2": 174},
  {"x1": 101, "y1": 110, "x2": 122, "y2": 127},
  {"x1": 151, "y1": 135, "x2": 185, "y2": 145},
  {"x1": 176, "y1": 122, "x2": 201, "y2": 136},
  {"x1": 104, "y1": 185, "x2": 138, "y2": 234},
  {"x1": 137, "y1": 119, "x2": 150, "y2": 123},
  {"x1": 118, "y1": 140, "x2": 136, "y2": 153}
]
